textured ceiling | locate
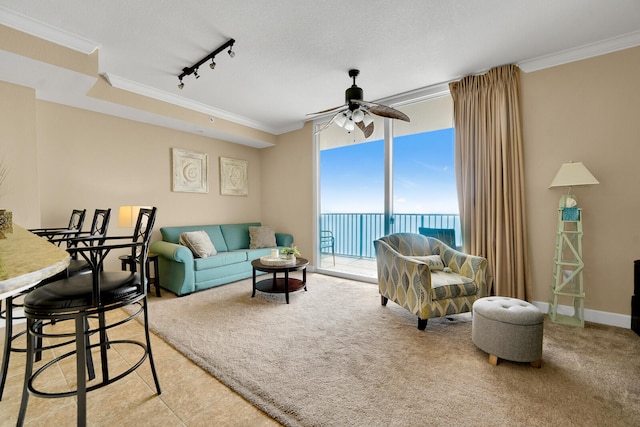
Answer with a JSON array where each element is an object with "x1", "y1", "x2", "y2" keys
[{"x1": 2, "y1": 0, "x2": 640, "y2": 136}]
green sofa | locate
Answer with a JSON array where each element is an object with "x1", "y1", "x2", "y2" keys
[{"x1": 149, "y1": 222, "x2": 293, "y2": 296}]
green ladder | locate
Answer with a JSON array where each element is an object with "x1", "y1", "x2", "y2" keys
[{"x1": 548, "y1": 197, "x2": 585, "y2": 327}]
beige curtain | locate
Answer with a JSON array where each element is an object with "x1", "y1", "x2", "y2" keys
[{"x1": 448, "y1": 64, "x2": 530, "y2": 300}]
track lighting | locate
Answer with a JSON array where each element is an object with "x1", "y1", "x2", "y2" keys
[{"x1": 176, "y1": 38, "x2": 235, "y2": 89}]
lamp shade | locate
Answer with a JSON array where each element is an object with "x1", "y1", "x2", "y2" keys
[
  {"x1": 118, "y1": 205, "x2": 142, "y2": 228},
  {"x1": 549, "y1": 162, "x2": 599, "y2": 188}
]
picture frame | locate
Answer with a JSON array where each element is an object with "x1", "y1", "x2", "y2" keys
[
  {"x1": 220, "y1": 157, "x2": 248, "y2": 196},
  {"x1": 172, "y1": 148, "x2": 208, "y2": 193}
]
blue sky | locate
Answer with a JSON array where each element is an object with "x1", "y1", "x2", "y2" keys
[{"x1": 320, "y1": 128, "x2": 459, "y2": 214}]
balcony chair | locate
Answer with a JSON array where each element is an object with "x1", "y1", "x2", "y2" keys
[
  {"x1": 29, "y1": 208, "x2": 87, "y2": 245},
  {"x1": 320, "y1": 230, "x2": 336, "y2": 266},
  {"x1": 418, "y1": 227, "x2": 456, "y2": 249},
  {"x1": 0, "y1": 208, "x2": 111, "y2": 401},
  {"x1": 374, "y1": 233, "x2": 488, "y2": 330},
  {"x1": 16, "y1": 207, "x2": 161, "y2": 426}
]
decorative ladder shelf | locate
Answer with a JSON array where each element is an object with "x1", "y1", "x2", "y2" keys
[{"x1": 549, "y1": 203, "x2": 585, "y2": 327}]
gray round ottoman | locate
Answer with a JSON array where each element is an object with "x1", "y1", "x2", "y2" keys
[{"x1": 472, "y1": 297, "x2": 544, "y2": 368}]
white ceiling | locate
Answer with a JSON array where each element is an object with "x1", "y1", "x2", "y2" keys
[{"x1": 2, "y1": 0, "x2": 640, "y2": 139}]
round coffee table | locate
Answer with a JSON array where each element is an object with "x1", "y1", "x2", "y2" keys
[{"x1": 251, "y1": 257, "x2": 308, "y2": 304}]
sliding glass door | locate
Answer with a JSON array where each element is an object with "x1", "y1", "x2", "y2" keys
[
  {"x1": 317, "y1": 114, "x2": 385, "y2": 280},
  {"x1": 316, "y1": 93, "x2": 457, "y2": 281}
]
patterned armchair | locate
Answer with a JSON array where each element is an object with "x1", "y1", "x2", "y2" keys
[{"x1": 374, "y1": 233, "x2": 488, "y2": 330}]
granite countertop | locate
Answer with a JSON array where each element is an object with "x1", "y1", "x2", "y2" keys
[{"x1": 0, "y1": 224, "x2": 70, "y2": 299}]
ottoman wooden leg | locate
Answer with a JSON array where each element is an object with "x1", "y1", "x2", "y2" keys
[
  {"x1": 530, "y1": 359, "x2": 542, "y2": 369},
  {"x1": 488, "y1": 354, "x2": 499, "y2": 366}
]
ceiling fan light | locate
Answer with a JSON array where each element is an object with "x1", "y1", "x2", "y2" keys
[
  {"x1": 334, "y1": 113, "x2": 347, "y2": 127},
  {"x1": 344, "y1": 119, "x2": 355, "y2": 131},
  {"x1": 351, "y1": 109, "x2": 364, "y2": 123},
  {"x1": 362, "y1": 112, "x2": 373, "y2": 127}
]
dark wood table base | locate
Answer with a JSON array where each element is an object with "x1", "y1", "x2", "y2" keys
[{"x1": 251, "y1": 257, "x2": 308, "y2": 304}]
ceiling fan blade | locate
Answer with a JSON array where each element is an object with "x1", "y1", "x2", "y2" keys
[
  {"x1": 352, "y1": 100, "x2": 410, "y2": 122},
  {"x1": 306, "y1": 103, "x2": 348, "y2": 116},
  {"x1": 356, "y1": 120, "x2": 374, "y2": 138},
  {"x1": 313, "y1": 109, "x2": 347, "y2": 135}
]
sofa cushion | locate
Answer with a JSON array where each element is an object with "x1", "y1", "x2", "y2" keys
[
  {"x1": 161, "y1": 225, "x2": 228, "y2": 252},
  {"x1": 179, "y1": 231, "x2": 217, "y2": 258},
  {"x1": 220, "y1": 222, "x2": 261, "y2": 251},
  {"x1": 249, "y1": 225, "x2": 277, "y2": 249},
  {"x1": 194, "y1": 251, "x2": 248, "y2": 270},
  {"x1": 246, "y1": 248, "x2": 276, "y2": 261},
  {"x1": 410, "y1": 255, "x2": 444, "y2": 271}
]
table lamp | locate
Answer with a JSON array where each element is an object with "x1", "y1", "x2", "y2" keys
[{"x1": 549, "y1": 161, "x2": 599, "y2": 208}]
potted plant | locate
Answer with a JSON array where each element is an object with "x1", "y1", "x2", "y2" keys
[{"x1": 280, "y1": 246, "x2": 300, "y2": 260}]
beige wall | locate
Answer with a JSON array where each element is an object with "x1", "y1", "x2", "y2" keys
[
  {"x1": 522, "y1": 45, "x2": 640, "y2": 317},
  {"x1": 0, "y1": 81, "x2": 41, "y2": 227},
  {"x1": 35, "y1": 100, "x2": 264, "y2": 236},
  {"x1": 262, "y1": 122, "x2": 315, "y2": 260}
]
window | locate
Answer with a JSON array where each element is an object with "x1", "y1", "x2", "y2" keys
[{"x1": 316, "y1": 93, "x2": 457, "y2": 279}]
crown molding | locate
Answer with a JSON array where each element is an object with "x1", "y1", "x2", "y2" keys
[
  {"x1": 519, "y1": 30, "x2": 640, "y2": 72},
  {"x1": 103, "y1": 73, "x2": 282, "y2": 135},
  {"x1": 0, "y1": 6, "x2": 100, "y2": 54},
  {"x1": 379, "y1": 82, "x2": 451, "y2": 107}
]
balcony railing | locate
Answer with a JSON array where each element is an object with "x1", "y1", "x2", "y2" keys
[{"x1": 319, "y1": 213, "x2": 461, "y2": 259}]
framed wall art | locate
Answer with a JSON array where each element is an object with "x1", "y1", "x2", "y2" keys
[
  {"x1": 172, "y1": 148, "x2": 208, "y2": 193},
  {"x1": 220, "y1": 157, "x2": 248, "y2": 196}
]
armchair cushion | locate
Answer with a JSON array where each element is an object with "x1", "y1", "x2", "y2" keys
[{"x1": 431, "y1": 271, "x2": 476, "y2": 299}]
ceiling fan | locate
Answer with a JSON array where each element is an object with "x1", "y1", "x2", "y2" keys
[{"x1": 309, "y1": 69, "x2": 410, "y2": 138}]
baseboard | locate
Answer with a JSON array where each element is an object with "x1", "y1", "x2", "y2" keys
[{"x1": 533, "y1": 301, "x2": 631, "y2": 329}]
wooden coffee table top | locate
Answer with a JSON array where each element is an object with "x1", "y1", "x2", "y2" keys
[{"x1": 252, "y1": 257, "x2": 309, "y2": 272}]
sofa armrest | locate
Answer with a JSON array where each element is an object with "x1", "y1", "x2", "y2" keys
[
  {"x1": 150, "y1": 240, "x2": 193, "y2": 263},
  {"x1": 149, "y1": 240, "x2": 196, "y2": 296},
  {"x1": 275, "y1": 233, "x2": 294, "y2": 247}
]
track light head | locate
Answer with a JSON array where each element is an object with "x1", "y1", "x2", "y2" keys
[
  {"x1": 194, "y1": 68, "x2": 200, "y2": 79},
  {"x1": 228, "y1": 45, "x2": 235, "y2": 58},
  {"x1": 178, "y1": 79, "x2": 184, "y2": 90},
  {"x1": 209, "y1": 59, "x2": 216, "y2": 70}
]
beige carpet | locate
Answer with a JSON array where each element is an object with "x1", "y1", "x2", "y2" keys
[{"x1": 144, "y1": 273, "x2": 640, "y2": 427}]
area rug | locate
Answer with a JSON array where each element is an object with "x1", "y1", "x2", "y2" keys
[{"x1": 144, "y1": 273, "x2": 640, "y2": 427}]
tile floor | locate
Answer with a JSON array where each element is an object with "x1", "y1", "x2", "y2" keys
[{"x1": 0, "y1": 305, "x2": 281, "y2": 426}]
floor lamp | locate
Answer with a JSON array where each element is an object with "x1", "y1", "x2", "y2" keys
[{"x1": 548, "y1": 161, "x2": 599, "y2": 327}]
